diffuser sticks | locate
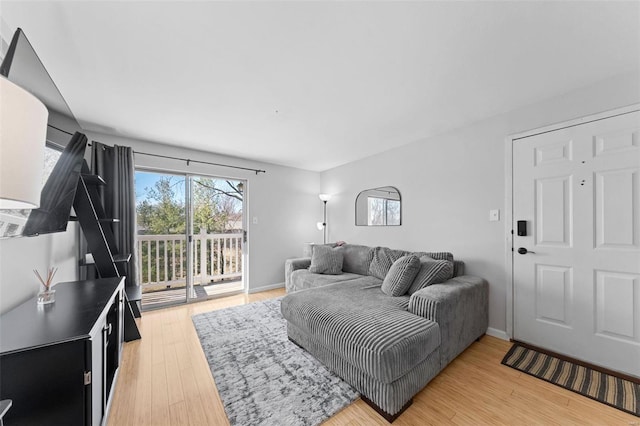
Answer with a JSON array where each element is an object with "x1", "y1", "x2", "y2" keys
[{"x1": 34, "y1": 267, "x2": 57, "y2": 290}]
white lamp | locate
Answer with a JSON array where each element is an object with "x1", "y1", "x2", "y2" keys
[
  {"x1": 0, "y1": 76, "x2": 47, "y2": 209},
  {"x1": 317, "y1": 193, "x2": 331, "y2": 243}
]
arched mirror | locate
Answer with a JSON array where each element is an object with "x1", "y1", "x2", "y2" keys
[{"x1": 355, "y1": 186, "x2": 401, "y2": 226}]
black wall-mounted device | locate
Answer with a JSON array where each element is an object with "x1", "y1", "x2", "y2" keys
[{"x1": 517, "y1": 220, "x2": 527, "y2": 236}]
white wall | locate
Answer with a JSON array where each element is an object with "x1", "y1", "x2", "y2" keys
[
  {"x1": 0, "y1": 132, "x2": 319, "y2": 314},
  {"x1": 0, "y1": 111, "x2": 83, "y2": 314},
  {"x1": 320, "y1": 70, "x2": 640, "y2": 336},
  {"x1": 0, "y1": 224, "x2": 79, "y2": 313},
  {"x1": 2, "y1": 70, "x2": 635, "y2": 318},
  {"x1": 85, "y1": 132, "x2": 321, "y2": 292}
]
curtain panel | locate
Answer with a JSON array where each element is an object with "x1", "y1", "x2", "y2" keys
[{"x1": 88, "y1": 141, "x2": 139, "y2": 290}]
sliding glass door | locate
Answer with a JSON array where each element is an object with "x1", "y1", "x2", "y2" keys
[
  {"x1": 135, "y1": 170, "x2": 245, "y2": 310},
  {"x1": 136, "y1": 171, "x2": 188, "y2": 308},
  {"x1": 190, "y1": 177, "x2": 244, "y2": 298}
]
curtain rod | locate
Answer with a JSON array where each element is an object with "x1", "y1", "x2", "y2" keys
[
  {"x1": 48, "y1": 124, "x2": 73, "y2": 135},
  {"x1": 47, "y1": 125, "x2": 266, "y2": 175},
  {"x1": 133, "y1": 151, "x2": 266, "y2": 175}
]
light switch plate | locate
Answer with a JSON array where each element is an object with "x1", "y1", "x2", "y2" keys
[
  {"x1": 252, "y1": 216, "x2": 258, "y2": 224},
  {"x1": 489, "y1": 209, "x2": 500, "y2": 222}
]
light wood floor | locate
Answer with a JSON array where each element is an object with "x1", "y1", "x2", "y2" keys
[{"x1": 108, "y1": 288, "x2": 637, "y2": 425}]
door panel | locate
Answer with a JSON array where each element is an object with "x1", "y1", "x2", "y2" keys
[
  {"x1": 535, "y1": 264, "x2": 573, "y2": 327},
  {"x1": 535, "y1": 176, "x2": 572, "y2": 246},
  {"x1": 594, "y1": 270, "x2": 640, "y2": 341},
  {"x1": 534, "y1": 138, "x2": 573, "y2": 166},
  {"x1": 135, "y1": 171, "x2": 188, "y2": 309},
  {"x1": 595, "y1": 168, "x2": 639, "y2": 248},
  {"x1": 513, "y1": 110, "x2": 640, "y2": 377},
  {"x1": 189, "y1": 176, "x2": 245, "y2": 298},
  {"x1": 593, "y1": 128, "x2": 639, "y2": 157}
]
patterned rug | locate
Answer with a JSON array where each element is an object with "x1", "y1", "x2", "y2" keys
[
  {"x1": 192, "y1": 297, "x2": 359, "y2": 426},
  {"x1": 502, "y1": 343, "x2": 639, "y2": 417}
]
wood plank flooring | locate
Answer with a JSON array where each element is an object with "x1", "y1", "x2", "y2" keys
[{"x1": 107, "y1": 288, "x2": 638, "y2": 425}]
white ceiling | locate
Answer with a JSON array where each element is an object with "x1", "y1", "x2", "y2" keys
[{"x1": 2, "y1": 1, "x2": 639, "y2": 172}]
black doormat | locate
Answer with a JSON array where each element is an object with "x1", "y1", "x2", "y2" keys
[{"x1": 501, "y1": 343, "x2": 639, "y2": 417}]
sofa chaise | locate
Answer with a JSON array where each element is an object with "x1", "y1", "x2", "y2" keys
[{"x1": 280, "y1": 244, "x2": 488, "y2": 421}]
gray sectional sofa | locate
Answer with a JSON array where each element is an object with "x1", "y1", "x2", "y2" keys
[{"x1": 281, "y1": 244, "x2": 488, "y2": 422}]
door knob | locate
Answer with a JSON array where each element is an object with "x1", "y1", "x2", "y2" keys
[{"x1": 517, "y1": 247, "x2": 535, "y2": 255}]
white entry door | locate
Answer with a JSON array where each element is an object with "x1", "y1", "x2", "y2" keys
[{"x1": 513, "y1": 110, "x2": 640, "y2": 377}]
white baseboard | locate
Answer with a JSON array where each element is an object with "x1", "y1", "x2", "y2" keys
[
  {"x1": 247, "y1": 282, "x2": 285, "y2": 294},
  {"x1": 486, "y1": 327, "x2": 510, "y2": 341}
]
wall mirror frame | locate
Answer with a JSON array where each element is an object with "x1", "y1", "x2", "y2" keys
[{"x1": 355, "y1": 186, "x2": 402, "y2": 226}]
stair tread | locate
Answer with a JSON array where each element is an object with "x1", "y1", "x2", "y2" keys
[
  {"x1": 70, "y1": 216, "x2": 119, "y2": 223},
  {"x1": 125, "y1": 285, "x2": 142, "y2": 302},
  {"x1": 113, "y1": 253, "x2": 132, "y2": 263},
  {"x1": 80, "y1": 253, "x2": 131, "y2": 266},
  {"x1": 81, "y1": 174, "x2": 106, "y2": 185}
]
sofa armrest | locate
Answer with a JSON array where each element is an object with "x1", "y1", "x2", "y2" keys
[
  {"x1": 285, "y1": 257, "x2": 311, "y2": 292},
  {"x1": 408, "y1": 275, "x2": 488, "y2": 368}
]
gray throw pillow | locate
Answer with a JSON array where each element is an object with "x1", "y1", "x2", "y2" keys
[
  {"x1": 309, "y1": 245, "x2": 343, "y2": 275},
  {"x1": 421, "y1": 252, "x2": 454, "y2": 263},
  {"x1": 341, "y1": 244, "x2": 374, "y2": 275},
  {"x1": 407, "y1": 256, "x2": 454, "y2": 294},
  {"x1": 381, "y1": 255, "x2": 421, "y2": 297},
  {"x1": 369, "y1": 247, "x2": 412, "y2": 280}
]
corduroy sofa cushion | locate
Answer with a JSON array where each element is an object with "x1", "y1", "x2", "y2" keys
[
  {"x1": 368, "y1": 247, "x2": 412, "y2": 279},
  {"x1": 309, "y1": 245, "x2": 343, "y2": 274},
  {"x1": 340, "y1": 244, "x2": 375, "y2": 275},
  {"x1": 381, "y1": 255, "x2": 421, "y2": 296},
  {"x1": 288, "y1": 269, "x2": 362, "y2": 292},
  {"x1": 407, "y1": 257, "x2": 454, "y2": 295},
  {"x1": 281, "y1": 278, "x2": 441, "y2": 384}
]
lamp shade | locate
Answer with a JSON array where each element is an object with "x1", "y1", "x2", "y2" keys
[
  {"x1": 318, "y1": 193, "x2": 331, "y2": 202},
  {"x1": 0, "y1": 76, "x2": 47, "y2": 209}
]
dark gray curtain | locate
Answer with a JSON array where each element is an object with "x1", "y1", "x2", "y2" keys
[{"x1": 89, "y1": 141, "x2": 139, "y2": 290}]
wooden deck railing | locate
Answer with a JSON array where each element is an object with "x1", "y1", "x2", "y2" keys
[{"x1": 136, "y1": 231, "x2": 242, "y2": 290}]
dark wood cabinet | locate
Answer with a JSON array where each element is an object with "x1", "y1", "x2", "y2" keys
[{"x1": 0, "y1": 277, "x2": 124, "y2": 425}]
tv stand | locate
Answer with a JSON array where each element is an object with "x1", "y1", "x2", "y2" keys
[{"x1": 0, "y1": 277, "x2": 124, "y2": 425}]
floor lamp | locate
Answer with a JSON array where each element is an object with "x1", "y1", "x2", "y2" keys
[{"x1": 316, "y1": 193, "x2": 331, "y2": 244}]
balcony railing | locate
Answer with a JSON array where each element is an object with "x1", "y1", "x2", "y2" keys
[{"x1": 136, "y1": 230, "x2": 243, "y2": 291}]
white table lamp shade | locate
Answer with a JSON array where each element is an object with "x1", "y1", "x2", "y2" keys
[{"x1": 0, "y1": 77, "x2": 47, "y2": 209}]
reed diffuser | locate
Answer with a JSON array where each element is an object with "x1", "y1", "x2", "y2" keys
[{"x1": 34, "y1": 267, "x2": 57, "y2": 305}]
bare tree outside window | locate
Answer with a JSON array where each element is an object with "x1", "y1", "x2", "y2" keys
[
  {"x1": 368, "y1": 197, "x2": 400, "y2": 226},
  {"x1": 386, "y1": 200, "x2": 400, "y2": 225}
]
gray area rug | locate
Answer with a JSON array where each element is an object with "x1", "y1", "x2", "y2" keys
[{"x1": 192, "y1": 297, "x2": 360, "y2": 426}]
